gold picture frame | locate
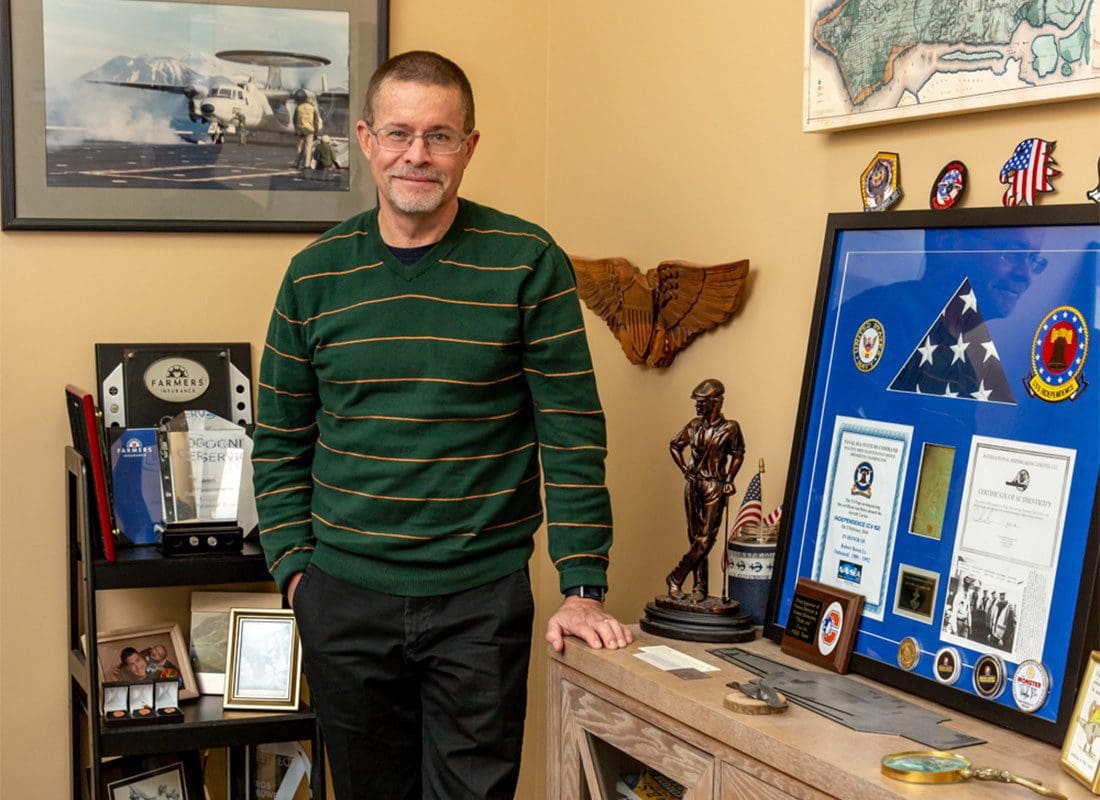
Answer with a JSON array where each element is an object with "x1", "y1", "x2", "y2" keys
[
  {"x1": 224, "y1": 608, "x2": 302, "y2": 711},
  {"x1": 1061, "y1": 651, "x2": 1100, "y2": 793}
]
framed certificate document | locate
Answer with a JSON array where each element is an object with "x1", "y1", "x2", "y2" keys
[{"x1": 767, "y1": 204, "x2": 1100, "y2": 744}]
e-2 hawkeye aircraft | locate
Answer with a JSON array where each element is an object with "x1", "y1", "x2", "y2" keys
[{"x1": 87, "y1": 49, "x2": 348, "y2": 144}]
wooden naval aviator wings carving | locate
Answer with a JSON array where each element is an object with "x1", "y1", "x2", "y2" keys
[{"x1": 569, "y1": 256, "x2": 749, "y2": 367}]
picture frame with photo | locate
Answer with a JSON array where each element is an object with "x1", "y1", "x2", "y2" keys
[
  {"x1": 892, "y1": 563, "x2": 938, "y2": 625},
  {"x1": 99, "y1": 751, "x2": 204, "y2": 800},
  {"x1": 1061, "y1": 651, "x2": 1100, "y2": 792},
  {"x1": 224, "y1": 608, "x2": 302, "y2": 711},
  {"x1": 1, "y1": 0, "x2": 389, "y2": 231},
  {"x1": 190, "y1": 590, "x2": 284, "y2": 695},
  {"x1": 96, "y1": 622, "x2": 199, "y2": 701}
]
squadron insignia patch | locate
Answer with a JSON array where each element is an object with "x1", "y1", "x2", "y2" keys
[
  {"x1": 1025, "y1": 306, "x2": 1089, "y2": 402},
  {"x1": 860, "y1": 151, "x2": 902, "y2": 212},
  {"x1": 929, "y1": 160, "x2": 966, "y2": 210}
]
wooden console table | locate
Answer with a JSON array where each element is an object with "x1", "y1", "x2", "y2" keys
[{"x1": 547, "y1": 626, "x2": 1089, "y2": 799}]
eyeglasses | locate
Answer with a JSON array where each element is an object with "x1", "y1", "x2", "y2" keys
[
  {"x1": 368, "y1": 126, "x2": 468, "y2": 155},
  {"x1": 996, "y1": 251, "x2": 1048, "y2": 275}
]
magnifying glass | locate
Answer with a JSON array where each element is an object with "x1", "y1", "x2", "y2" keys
[{"x1": 881, "y1": 751, "x2": 1066, "y2": 799}]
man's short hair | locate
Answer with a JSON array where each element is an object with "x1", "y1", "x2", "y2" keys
[
  {"x1": 363, "y1": 50, "x2": 475, "y2": 133},
  {"x1": 120, "y1": 647, "x2": 139, "y2": 663}
]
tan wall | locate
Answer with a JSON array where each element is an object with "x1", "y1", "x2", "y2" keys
[
  {"x1": 2, "y1": 1, "x2": 1098, "y2": 798},
  {"x1": 545, "y1": 3, "x2": 1099, "y2": 636}
]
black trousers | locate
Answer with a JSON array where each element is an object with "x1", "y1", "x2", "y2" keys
[{"x1": 292, "y1": 565, "x2": 535, "y2": 800}]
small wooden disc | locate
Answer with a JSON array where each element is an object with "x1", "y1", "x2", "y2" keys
[{"x1": 723, "y1": 690, "x2": 788, "y2": 715}]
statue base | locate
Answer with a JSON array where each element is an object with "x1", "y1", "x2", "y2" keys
[{"x1": 640, "y1": 597, "x2": 756, "y2": 643}]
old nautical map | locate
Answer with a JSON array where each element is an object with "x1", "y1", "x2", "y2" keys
[{"x1": 804, "y1": 0, "x2": 1100, "y2": 130}]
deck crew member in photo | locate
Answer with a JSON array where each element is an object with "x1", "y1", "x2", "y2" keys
[{"x1": 253, "y1": 50, "x2": 631, "y2": 800}]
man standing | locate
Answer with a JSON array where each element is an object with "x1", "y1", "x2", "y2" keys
[
  {"x1": 234, "y1": 109, "x2": 247, "y2": 145},
  {"x1": 293, "y1": 95, "x2": 321, "y2": 168},
  {"x1": 666, "y1": 379, "x2": 744, "y2": 601},
  {"x1": 954, "y1": 581, "x2": 971, "y2": 639},
  {"x1": 973, "y1": 588, "x2": 991, "y2": 644},
  {"x1": 253, "y1": 51, "x2": 630, "y2": 800},
  {"x1": 992, "y1": 592, "x2": 1017, "y2": 650}
]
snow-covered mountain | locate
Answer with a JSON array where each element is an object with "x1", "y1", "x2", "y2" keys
[{"x1": 80, "y1": 54, "x2": 206, "y2": 86}]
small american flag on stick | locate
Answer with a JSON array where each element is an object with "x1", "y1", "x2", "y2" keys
[{"x1": 731, "y1": 472, "x2": 763, "y2": 533}]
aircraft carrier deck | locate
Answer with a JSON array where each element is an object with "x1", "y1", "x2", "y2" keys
[{"x1": 46, "y1": 140, "x2": 349, "y2": 191}]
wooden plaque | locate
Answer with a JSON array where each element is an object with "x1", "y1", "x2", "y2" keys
[{"x1": 780, "y1": 578, "x2": 864, "y2": 673}]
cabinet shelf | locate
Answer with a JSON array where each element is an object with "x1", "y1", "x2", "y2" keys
[
  {"x1": 100, "y1": 696, "x2": 319, "y2": 757},
  {"x1": 94, "y1": 542, "x2": 272, "y2": 589}
]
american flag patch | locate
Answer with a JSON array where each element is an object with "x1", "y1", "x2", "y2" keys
[{"x1": 999, "y1": 138, "x2": 1060, "y2": 207}]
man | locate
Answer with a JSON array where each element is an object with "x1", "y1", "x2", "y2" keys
[
  {"x1": 112, "y1": 647, "x2": 149, "y2": 683},
  {"x1": 293, "y1": 95, "x2": 321, "y2": 168},
  {"x1": 234, "y1": 109, "x2": 247, "y2": 145},
  {"x1": 992, "y1": 592, "x2": 1017, "y2": 650},
  {"x1": 953, "y1": 582, "x2": 971, "y2": 639},
  {"x1": 973, "y1": 588, "x2": 991, "y2": 644},
  {"x1": 253, "y1": 50, "x2": 630, "y2": 800},
  {"x1": 665, "y1": 379, "x2": 744, "y2": 601},
  {"x1": 313, "y1": 134, "x2": 338, "y2": 170}
]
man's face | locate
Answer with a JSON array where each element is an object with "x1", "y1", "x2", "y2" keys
[
  {"x1": 985, "y1": 246, "x2": 1039, "y2": 318},
  {"x1": 356, "y1": 80, "x2": 478, "y2": 220},
  {"x1": 694, "y1": 396, "x2": 721, "y2": 418},
  {"x1": 124, "y1": 652, "x2": 147, "y2": 679}
]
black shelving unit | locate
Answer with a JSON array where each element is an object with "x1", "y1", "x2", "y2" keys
[{"x1": 66, "y1": 447, "x2": 325, "y2": 799}]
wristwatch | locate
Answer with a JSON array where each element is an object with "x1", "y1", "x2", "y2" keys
[{"x1": 564, "y1": 585, "x2": 606, "y2": 602}]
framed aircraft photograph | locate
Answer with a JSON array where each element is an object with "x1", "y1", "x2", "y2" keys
[
  {"x1": 766, "y1": 204, "x2": 1100, "y2": 745},
  {"x1": 0, "y1": 0, "x2": 389, "y2": 231}
]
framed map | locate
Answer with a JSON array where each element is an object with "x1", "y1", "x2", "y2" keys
[{"x1": 804, "y1": 0, "x2": 1100, "y2": 131}]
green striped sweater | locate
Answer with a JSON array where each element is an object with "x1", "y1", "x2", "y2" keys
[{"x1": 253, "y1": 199, "x2": 612, "y2": 596}]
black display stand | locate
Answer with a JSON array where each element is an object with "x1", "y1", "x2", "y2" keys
[
  {"x1": 640, "y1": 602, "x2": 756, "y2": 643},
  {"x1": 66, "y1": 447, "x2": 325, "y2": 799}
]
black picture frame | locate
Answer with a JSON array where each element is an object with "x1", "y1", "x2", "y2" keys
[
  {"x1": 98, "y1": 751, "x2": 204, "y2": 800},
  {"x1": 765, "y1": 203, "x2": 1100, "y2": 745},
  {"x1": 0, "y1": 0, "x2": 389, "y2": 232}
]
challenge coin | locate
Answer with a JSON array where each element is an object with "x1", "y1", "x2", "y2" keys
[
  {"x1": 933, "y1": 647, "x2": 961, "y2": 685},
  {"x1": 973, "y1": 654, "x2": 1005, "y2": 699},
  {"x1": 897, "y1": 637, "x2": 920, "y2": 671},
  {"x1": 1011, "y1": 659, "x2": 1050, "y2": 713}
]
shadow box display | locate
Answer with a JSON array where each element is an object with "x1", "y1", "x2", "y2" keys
[{"x1": 766, "y1": 203, "x2": 1100, "y2": 745}]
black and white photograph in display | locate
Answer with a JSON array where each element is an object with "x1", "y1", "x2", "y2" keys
[{"x1": 940, "y1": 556, "x2": 1020, "y2": 653}]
